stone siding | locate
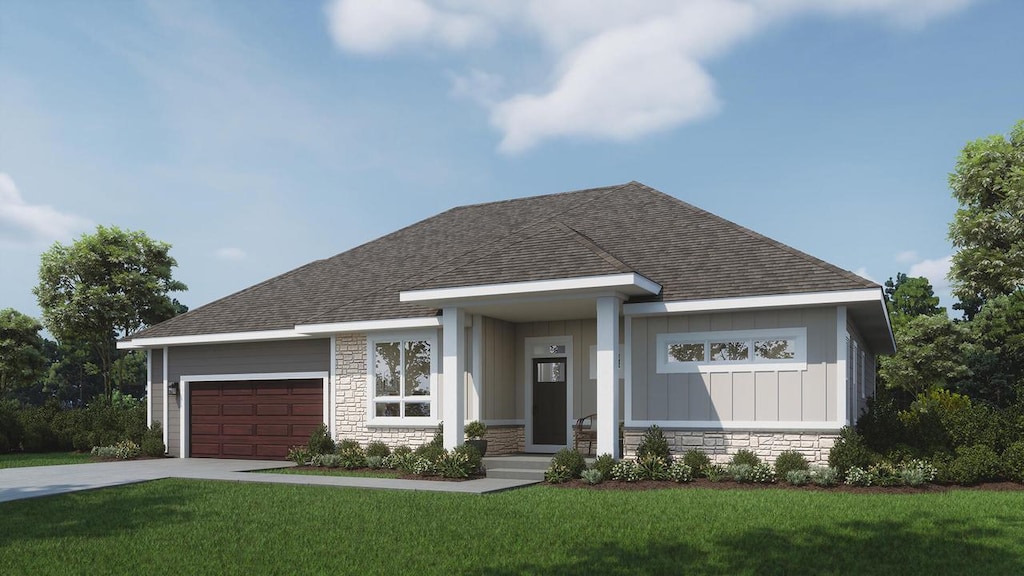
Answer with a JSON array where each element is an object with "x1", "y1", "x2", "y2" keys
[
  {"x1": 622, "y1": 429, "x2": 837, "y2": 466},
  {"x1": 484, "y1": 425, "x2": 525, "y2": 455},
  {"x1": 334, "y1": 333, "x2": 437, "y2": 448}
]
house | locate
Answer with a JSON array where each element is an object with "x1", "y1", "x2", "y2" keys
[{"x1": 119, "y1": 182, "x2": 894, "y2": 464}]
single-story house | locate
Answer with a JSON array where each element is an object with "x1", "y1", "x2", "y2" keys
[{"x1": 119, "y1": 182, "x2": 894, "y2": 464}]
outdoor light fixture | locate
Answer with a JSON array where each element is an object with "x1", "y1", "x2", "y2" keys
[{"x1": 168, "y1": 382, "x2": 179, "y2": 395}]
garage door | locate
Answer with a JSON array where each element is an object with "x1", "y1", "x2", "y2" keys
[{"x1": 189, "y1": 379, "x2": 323, "y2": 459}]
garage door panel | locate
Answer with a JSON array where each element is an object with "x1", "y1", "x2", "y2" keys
[{"x1": 189, "y1": 379, "x2": 323, "y2": 459}]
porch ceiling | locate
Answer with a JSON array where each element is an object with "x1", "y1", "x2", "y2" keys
[{"x1": 457, "y1": 294, "x2": 608, "y2": 323}]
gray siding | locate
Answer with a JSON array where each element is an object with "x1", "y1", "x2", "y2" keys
[
  {"x1": 630, "y1": 307, "x2": 837, "y2": 424},
  {"x1": 847, "y1": 320, "x2": 877, "y2": 421},
  {"x1": 150, "y1": 349, "x2": 164, "y2": 428},
  {"x1": 164, "y1": 338, "x2": 331, "y2": 456},
  {"x1": 481, "y1": 317, "x2": 517, "y2": 420}
]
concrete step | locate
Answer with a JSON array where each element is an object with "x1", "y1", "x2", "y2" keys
[
  {"x1": 482, "y1": 455, "x2": 551, "y2": 471},
  {"x1": 486, "y1": 468, "x2": 546, "y2": 481}
]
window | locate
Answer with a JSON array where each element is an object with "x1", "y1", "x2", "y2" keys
[
  {"x1": 656, "y1": 328, "x2": 807, "y2": 373},
  {"x1": 369, "y1": 333, "x2": 436, "y2": 421}
]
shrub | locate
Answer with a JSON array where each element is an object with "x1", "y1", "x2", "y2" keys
[
  {"x1": 287, "y1": 446, "x2": 312, "y2": 465},
  {"x1": 750, "y1": 463, "x2": 775, "y2": 483},
  {"x1": 704, "y1": 464, "x2": 727, "y2": 482},
  {"x1": 580, "y1": 468, "x2": 603, "y2": 485},
  {"x1": 845, "y1": 466, "x2": 874, "y2": 487},
  {"x1": 365, "y1": 441, "x2": 391, "y2": 458},
  {"x1": 785, "y1": 470, "x2": 812, "y2": 486},
  {"x1": 730, "y1": 449, "x2": 761, "y2": 467},
  {"x1": 91, "y1": 440, "x2": 140, "y2": 460},
  {"x1": 809, "y1": 466, "x2": 838, "y2": 487},
  {"x1": 636, "y1": 425, "x2": 671, "y2": 461},
  {"x1": 637, "y1": 455, "x2": 669, "y2": 481},
  {"x1": 140, "y1": 422, "x2": 165, "y2": 457},
  {"x1": 667, "y1": 461, "x2": 693, "y2": 483},
  {"x1": 1003, "y1": 441, "x2": 1024, "y2": 482},
  {"x1": 611, "y1": 460, "x2": 640, "y2": 482},
  {"x1": 365, "y1": 455, "x2": 384, "y2": 469},
  {"x1": 464, "y1": 420, "x2": 487, "y2": 440},
  {"x1": 899, "y1": 459, "x2": 937, "y2": 487},
  {"x1": 932, "y1": 451, "x2": 956, "y2": 483},
  {"x1": 829, "y1": 426, "x2": 876, "y2": 477},
  {"x1": 18, "y1": 405, "x2": 59, "y2": 452},
  {"x1": 414, "y1": 443, "x2": 445, "y2": 464},
  {"x1": 436, "y1": 449, "x2": 473, "y2": 478},
  {"x1": 773, "y1": 451, "x2": 809, "y2": 478},
  {"x1": 429, "y1": 422, "x2": 444, "y2": 448},
  {"x1": 949, "y1": 444, "x2": 1001, "y2": 485},
  {"x1": 549, "y1": 448, "x2": 586, "y2": 479},
  {"x1": 682, "y1": 449, "x2": 712, "y2": 477},
  {"x1": 0, "y1": 401, "x2": 23, "y2": 453},
  {"x1": 545, "y1": 464, "x2": 574, "y2": 484},
  {"x1": 453, "y1": 443, "x2": 482, "y2": 474},
  {"x1": 307, "y1": 423, "x2": 335, "y2": 455},
  {"x1": 728, "y1": 463, "x2": 754, "y2": 483},
  {"x1": 591, "y1": 453, "x2": 616, "y2": 479},
  {"x1": 337, "y1": 442, "x2": 367, "y2": 469},
  {"x1": 312, "y1": 453, "x2": 343, "y2": 468},
  {"x1": 411, "y1": 456, "x2": 435, "y2": 476},
  {"x1": 384, "y1": 445, "x2": 413, "y2": 470},
  {"x1": 869, "y1": 462, "x2": 902, "y2": 487}
]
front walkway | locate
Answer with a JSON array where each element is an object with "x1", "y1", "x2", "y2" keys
[{"x1": 0, "y1": 458, "x2": 537, "y2": 503}]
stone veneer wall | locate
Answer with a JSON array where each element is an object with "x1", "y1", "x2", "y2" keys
[
  {"x1": 622, "y1": 429, "x2": 838, "y2": 466},
  {"x1": 335, "y1": 333, "x2": 436, "y2": 447},
  {"x1": 483, "y1": 426, "x2": 525, "y2": 455}
]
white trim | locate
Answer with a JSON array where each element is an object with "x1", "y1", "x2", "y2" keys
[
  {"x1": 470, "y1": 314, "x2": 483, "y2": 422},
  {"x1": 524, "y1": 335, "x2": 574, "y2": 454},
  {"x1": 296, "y1": 317, "x2": 441, "y2": 334},
  {"x1": 329, "y1": 335, "x2": 337, "y2": 440},
  {"x1": 366, "y1": 329, "x2": 441, "y2": 427},
  {"x1": 482, "y1": 419, "x2": 526, "y2": 426},
  {"x1": 118, "y1": 328, "x2": 310, "y2": 349},
  {"x1": 655, "y1": 327, "x2": 808, "y2": 374},
  {"x1": 442, "y1": 307, "x2": 466, "y2": 449},
  {"x1": 146, "y1": 349, "x2": 152, "y2": 428},
  {"x1": 595, "y1": 295, "x2": 621, "y2": 457},
  {"x1": 177, "y1": 371, "x2": 330, "y2": 459},
  {"x1": 625, "y1": 420, "x2": 843, "y2": 432},
  {"x1": 837, "y1": 306, "x2": 849, "y2": 427},
  {"x1": 162, "y1": 346, "x2": 168, "y2": 453},
  {"x1": 623, "y1": 288, "x2": 884, "y2": 316},
  {"x1": 624, "y1": 316, "x2": 633, "y2": 427},
  {"x1": 400, "y1": 273, "x2": 661, "y2": 303}
]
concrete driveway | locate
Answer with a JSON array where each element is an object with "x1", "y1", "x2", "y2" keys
[{"x1": 0, "y1": 458, "x2": 537, "y2": 502}]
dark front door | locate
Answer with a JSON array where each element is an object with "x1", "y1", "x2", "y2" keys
[{"x1": 532, "y1": 358, "x2": 567, "y2": 446}]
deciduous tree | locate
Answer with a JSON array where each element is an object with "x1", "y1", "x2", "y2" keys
[{"x1": 0, "y1": 308, "x2": 47, "y2": 400}]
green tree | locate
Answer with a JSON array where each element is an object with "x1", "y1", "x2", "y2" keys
[
  {"x1": 877, "y1": 314, "x2": 970, "y2": 397},
  {"x1": 948, "y1": 120, "x2": 1024, "y2": 319},
  {"x1": 33, "y1": 226, "x2": 187, "y2": 400},
  {"x1": 0, "y1": 309, "x2": 47, "y2": 400},
  {"x1": 884, "y1": 273, "x2": 944, "y2": 321},
  {"x1": 958, "y1": 290, "x2": 1024, "y2": 407}
]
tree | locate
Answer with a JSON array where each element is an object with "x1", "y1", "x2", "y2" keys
[
  {"x1": 958, "y1": 290, "x2": 1024, "y2": 407},
  {"x1": 877, "y1": 314, "x2": 970, "y2": 398},
  {"x1": 0, "y1": 308, "x2": 47, "y2": 400},
  {"x1": 948, "y1": 120, "x2": 1024, "y2": 319},
  {"x1": 884, "y1": 273, "x2": 944, "y2": 322},
  {"x1": 33, "y1": 226, "x2": 187, "y2": 400}
]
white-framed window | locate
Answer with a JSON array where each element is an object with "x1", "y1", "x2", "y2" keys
[
  {"x1": 367, "y1": 331, "x2": 438, "y2": 423},
  {"x1": 656, "y1": 328, "x2": 807, "y2": 373}
]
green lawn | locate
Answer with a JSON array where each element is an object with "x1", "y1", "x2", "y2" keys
[
  {"x1": 1, "y1": 480, "x2": 1022, "y2": 575},
  {"x1": 257, "y1": 466, "x2": 399, "y2": 478},
  {"x1": 0, "y1": 452, "x2": 92, "y2": 469}
]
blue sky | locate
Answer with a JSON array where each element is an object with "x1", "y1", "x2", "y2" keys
[{"x1": 1, "y1": 0, "x2": 1021, "y2": 323}]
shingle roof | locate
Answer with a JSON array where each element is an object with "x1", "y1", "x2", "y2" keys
[{"x1": 130, "y1": 182, "x2": 877, "y2": 338}]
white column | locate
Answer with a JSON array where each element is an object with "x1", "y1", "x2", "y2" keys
[
  {"x1": 443, "y1": 307, "x2": 466, "y2": 449},
  {"x1": 596, "y1": 296, "x2": 621, "y2": 457},
  {"x1": 836, "y1": 305, "x2": 849, "y2": 427}
]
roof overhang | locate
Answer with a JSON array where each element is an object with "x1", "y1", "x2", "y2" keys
[
  {"x1": 624, "y1": 288, "x2": 895, "y2": 355},
  {"x1": 295, "y1": 316, "x2": 441, "y2": 334},
  {"x1": 116, "y1": 328, "x2": 313, "y2": 350},
  {"x1": 400, "y1": 273, "x2": 662, "y2": 306}
]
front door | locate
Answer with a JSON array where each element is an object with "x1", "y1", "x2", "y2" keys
[{"x1": 532, "y1": 358, "x2": 567, "y2": 446}]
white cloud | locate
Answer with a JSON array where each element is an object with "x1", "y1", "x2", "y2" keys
[
  {"x1": 895, "y1": 249, "x2": 918, "y2": 263},
  {"x1": 853, "y1": 267, "x2": 876, "y2": 282},
  {"x1": 0, "y1": 173, "x2": 92, "y2": 247},
  {"x1": 909, "y1": 255, "x2": 952, "y2": 292},
  {"x1": 215, "y1": 247, "x2": 247, "y2": 261},
  {"x1": 323, "y1": 0, "x2": 978, "y2": 152}
]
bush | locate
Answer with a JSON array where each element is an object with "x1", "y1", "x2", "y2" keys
[
  {"x1": 785, "y1": 470, "x2": 812, "y2": 486},
  {"x1": 870, "y1": 462, "x2": 903, "y2": 487},
  {"x1": 414, "y1": 443, "x2": 445, "y2": 465},
  {"x1": 91, "y1": 440, "x2": 140, "y2": 460},
  {"x1": 383, "y1": 445, "x2": 413, "y2": 470},
  {"x1": 311, "y1": 453, "x2": 343, "y2": 468},
  {"x1": 287, "y1": 446, "x2": 312, "y2": 465},
  {"x1": 18, "y1": 405, "x2": 59, "y2": 453},
  {"x1": 774, "y1": 451, "x2": 809, "y2": 478},
  {"x1": 591, "y1": 453, "x2": 616, "y2": 479},
  {"x1": 667, "y1": 461, "x2": 693, "y2": 483},
  {"x1": 682, "y1": 449, "x2": 712, "y2": 477},
  {"x1": 730, "y1": 449, "x2": 761, "y2": 467},
  {"x1": 545, "y1": 464, "x2": 574, "y2": 484},
  {"x1": 845, "y1": 466, "x2": 874, "y2": 487},
  {"x1": 410, "y1": 456, "x2": 435, "y2": 476},
  {"x1": 453, "y1": 443, "x2": 482, "y2": 474},
  {"x1": 0, "y1": 401, "x2": 22, "y2": 453},
  {"x1": 751, "y1": 463, "x2": 775, "y2": 483},
  {"x1": 365, "y1": 441, "x2": 391, "y2": 458},
  {"x1": 549, "y1": 448, "x2": 586, "y2": 479},
  {"x1": 436, "y1": 449, "x2": 474, "y2": 478},
  {"x1": 464, "y1": 420, "x2": 487, "y2": 440},
  {"x1": 337, "y1": 442, "x2": 367, "y2": 469},
  {"x1": 580, "y1": 468, "x2": 603, "y2": 485},
  {"x1": 140, "y1": 423, "x2": 165, "y2": 457},
  {"x1": 637, "y1": 455, "x2": 669, "y2": 481},
  {"x1": 809, "y1": 466, "x2": 838, "y2": 487},
  {"x1": 728, "y1": 463, "x2": 753, "y2": 483},
  {"x1": 611, "y1": 460, "x2": 640, "y2": 482},
  {"x1": 307, "y1": 423, "x2": 335, "y2": 455},
  {"x1": 949, "y1": 444, "x2": 1002, "y2": 485},
  {"x1": 704, "y1": 464, "x2": 727, "y2": 482},
  {"x1": 429, "y1": 423, "x2": 444, "y2": 448},
  {"x1": 636, "y1": 425, "x2": 671, "y2": 461},
  {"x1": 899, "y1": 459, "x2": 937, "y2": 487},
  {"x1": 1003, "y1": 441, "x2": 1024, "y2": 482},
  {"x1": 365, "y1": 455, "x2": 384, "y2": 469},
  {"x1": 829, "y1": 426, "x2": 877, "y2": 477}
]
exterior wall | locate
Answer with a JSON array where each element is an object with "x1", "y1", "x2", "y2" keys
[
  {"x1": 480, "y1": 316, "x2": 517, "y2": 421},
  {"x1": 622, "y1": 428, "x2": 838, "y2": 466},
  {"x1": 164, "y1": 338, "x2": 331, "y2": 457},
  {"x1": 484, "y1": 425, "x2": 525, "y2": 455},
  {"x1": 334, "y1": 333, "x2": 437, "y2": 447},
  {"x1": 847, "y1": 320, "x2": 877, "y2": 421},
  {"x1": 150, "y1": 348, "x2": 164, "y2": 429},
  {"x1": 629, "y1": 307, "x2": 837, "y2": 424}
]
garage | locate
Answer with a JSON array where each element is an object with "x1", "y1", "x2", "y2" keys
[{"x1": 189, "y1": 379, "x2": 323, "y2": 459}]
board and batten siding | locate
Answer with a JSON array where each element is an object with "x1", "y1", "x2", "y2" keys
[
  {"x1": 150, "y1": 348, "x2": 164, "y2": 427},
  {"x1": 162, "y1": 339, "x2": 331, "y2": 456},
  {"x1": 480, "y1": 316, "x2": 518, "y2": 421},
  {"x1": 629, "y1": 307, "x2": 837, "y2": 425}
]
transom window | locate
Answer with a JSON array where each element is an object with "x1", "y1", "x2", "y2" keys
[
  {"x1": 368, "y1": 333, "x2": 437, "y2": 421},
  {"x1": 657, "y1": 328, "x2": 807, "y2": 373}
]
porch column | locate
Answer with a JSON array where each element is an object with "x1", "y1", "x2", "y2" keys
[
  {"x1": 442, "y1": 306, "x2": 466, "y2": 450},
  {"x1": 596, "y1": 296, "x2": 621, "y2": 458}
]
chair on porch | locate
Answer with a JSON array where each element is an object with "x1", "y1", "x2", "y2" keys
[{"x1": 573, "y1": 413, "x2": 597, "y2": 456}]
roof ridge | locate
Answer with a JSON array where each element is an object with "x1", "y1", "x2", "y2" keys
[
  {"x1": 633, "y1": 183, "x2": 878, "y2": 289},
  {"x1": 559, "y1": 222, "x2": 634, "y2": 274}
]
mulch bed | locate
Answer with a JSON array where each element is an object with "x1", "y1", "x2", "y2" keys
[
  {"x1": 290, "y1": 466, "x2": 485, "y2": 482},
  {"x1": 546, "y1": 478, "x2": 1024, "y2": 494}
]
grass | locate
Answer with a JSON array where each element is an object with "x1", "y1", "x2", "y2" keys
[
  {"x1": 257, "y1": 466, "x2": 399, "y2": 478},
  {"x1": 1, "y1": 481, "x2": 1023, "y2": 575},
  {"x1": 0, "y1": 452, "x2": 92, "y2": 469}
]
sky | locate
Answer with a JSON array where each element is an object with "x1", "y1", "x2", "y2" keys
[{"x1": 1, "y1": 0, "x2": 1022, "y2": 324}]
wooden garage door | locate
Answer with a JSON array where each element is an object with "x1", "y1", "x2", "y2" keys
[{"x1": 190, "y1": 379, "x2": 323, "y2": 459}]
